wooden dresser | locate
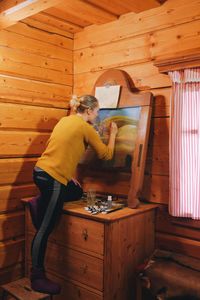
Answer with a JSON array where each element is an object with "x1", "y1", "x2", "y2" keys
[{"x1": 25, "y1": 200, "x2": 157, "y2": 300}]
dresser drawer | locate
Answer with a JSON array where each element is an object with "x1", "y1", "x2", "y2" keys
[
  {"x1": 48, "y1": 274, "x2": 102, "y2": 300},
  {"x1": 27, "y1": 263, "x2": 102, "y2": 300},
  {"x1": 53, "y1": 214, "x2": 104, "y2": 255},
  {"x1": 27, "y1": 234, "x2": 103, "y2": 291},
  {"x1": 26, "y1": 210, "x2": 104, "y2": 255}
]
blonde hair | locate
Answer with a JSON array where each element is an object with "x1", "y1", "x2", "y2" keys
[{"x1": 70, "y1": 95, "x2": 98, "y2": 113}]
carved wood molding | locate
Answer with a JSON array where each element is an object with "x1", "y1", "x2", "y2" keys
[{"x1": 154, "y1": 52, "x2": 200, "y2": 73}]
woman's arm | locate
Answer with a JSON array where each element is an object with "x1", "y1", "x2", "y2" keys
[
  {"x1": 86, "y1": 121, "x2": 118, "y2": 160},
  {"x1": 107, "y1": 122, "x2": 118, "y2": 152}
]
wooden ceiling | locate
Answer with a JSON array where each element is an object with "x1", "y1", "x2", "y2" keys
[{"x1": 0, "y1": 0, "x2": 166, "y2": 33}]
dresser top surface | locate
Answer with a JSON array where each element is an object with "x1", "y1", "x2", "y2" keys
[
  {"x1": 62, "y1": 200, "x2": 157, "y2": 222},
  {"x1": 22, "y1": 197, "x2": 157, "y2": 223}
]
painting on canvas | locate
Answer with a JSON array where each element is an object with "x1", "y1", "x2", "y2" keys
[{"x1": 80, "y1": 106, "x2": 141, "y2": 172}]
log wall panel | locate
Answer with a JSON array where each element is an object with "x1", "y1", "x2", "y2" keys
[
  {"x1": 79, "y1": 174, "x2": 169, "y2": 204},
  {"x1": 142, "y1": 175, "x2": 169, "y2": 204},
  {"x1": 0, "y1": 75, "x2": 71, "y2": 108},
  {"x1": 150, "y1": 20, "x2": 200, "y2": 60},
  {"x1": 156, "y1": 232, "x2": 200, "y2": 259},
  {"x1": 0, "y1": 131, "x2": 49, "y2": 157},
  {"x1": 0, "y1": 46, "x2": 72, "y2": 75},
  {"x1": 156, "y1": 205, "x2": 200, "y2": 241},
  {"x1": 7, "y1": 22, "x2": 73, "y2": 50},
  {"x1": 74, "y1": 0, "x2": 200, "y2": 257},
  {"x1": 74, "y1": 34, "x2": 152, "y2": 74},
  {"x1": 0, "y1": 16, "x2": 72, "y2": 282},
  {"x1": 0, "y1": 31, "x2": 72, "y2": 85},
  {"x1": 0, "y1": 212, "x2": 24, "y2": 241},
  {"x1": 149, "y1": 118, "x2": 169, "y2": 146},
  {"x1": 0, "y1": 238, "x2": 24, "y2": 269},
  {"x1": 0, "y1": 103, "x2": 66, "y2": 131},
  {"x1": 0, "y1": 51, "x2": 72, "y2": 85},
  {"x1": 152, "y1": 88, "x2": 170, "y2": 117},
  {"x1": 78, "y1": 170, "x2": 131, "y2": 196},
  {"x1": 0, "y1": 30, "x2": 72, "y2": 62},
  {"x1": 0, "y1": 184, "x2": 38, "y2": 213},
  {"x1": 155, "y1": 205, "x2": 200, "y2": 259},
  {"x1": 74, "y1": 21, "x2": 200, "y2": 74},
  {"x1": 74, "y1": 0, "x2": 200, "y2": 49},
  {"x1": 146, "y1": 145, "x2": 169, "y2": 176},
  {"x1": 0, "y1": 158, "x2": 37, "y2": 186}
]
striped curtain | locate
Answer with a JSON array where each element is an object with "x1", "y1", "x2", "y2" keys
[{"x1": 169, "y1": 68, "x2": 200, "y2": 220}]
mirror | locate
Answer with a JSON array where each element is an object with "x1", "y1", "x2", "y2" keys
[{"x1": 77, "y1": 69, "x2": 153, "y2": 208}]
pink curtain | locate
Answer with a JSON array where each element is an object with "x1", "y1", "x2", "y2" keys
[{"x1": 169, "y1": 68, "x2": 200, "y2": 220}]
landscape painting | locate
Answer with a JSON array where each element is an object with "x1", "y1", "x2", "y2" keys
[{"x1": 80, "y1": 106, "x2": 141, "y2": 172}]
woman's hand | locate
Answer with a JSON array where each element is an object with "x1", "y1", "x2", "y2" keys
[
  {"x1": 110, "y1": 122, "x2": 118, "y2": 136},
  {"x1": 71, "y1": 178, "x2": 82, "y2": 187}
]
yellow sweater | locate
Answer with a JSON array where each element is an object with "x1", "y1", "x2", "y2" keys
[{"x1": 36, "y1": 115, "x2": 113, "y2": 185}]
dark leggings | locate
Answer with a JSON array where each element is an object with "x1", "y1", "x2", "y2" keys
[{"x1": 32, "y1": 168, "x2": 83, "y2": 269}]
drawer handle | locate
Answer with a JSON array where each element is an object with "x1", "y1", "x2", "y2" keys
[
  {"x1": 80, "y1": 264, "x2": 88, "y2": 274},
  {"x1": 82, "y1": 229, "x2": 88, "y2": 241}
]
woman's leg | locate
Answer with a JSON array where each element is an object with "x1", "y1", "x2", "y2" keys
[
  {"x1": 29, "y1": 178, "x2": 83, "y2": 231},
  {"x1": 28, "y1": 195, "x2": 41, "y2": 230},
  {"x1": 31, "y1": 181, "x2": 64, "y2": 269},
  {"x1": 64, "y1": 179, "x2": 83, "y2": 202},
  {"x1": 30, "y1": 170, "x2": 83, "y2": 294},
  {"x1": 31, "y1": 170, "x2": 65, "y2": 294},
  {"x1": 31, "y1": 179, "x2": 83, "y2": 267}
]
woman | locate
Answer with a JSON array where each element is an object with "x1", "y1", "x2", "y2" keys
[{"x1": 30, "y1": 95, "x2": 118, "y2": 294}]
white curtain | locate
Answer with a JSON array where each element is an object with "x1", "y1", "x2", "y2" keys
[{"x1": 169, "y1": 68, "x2": 200, "y2": 220}]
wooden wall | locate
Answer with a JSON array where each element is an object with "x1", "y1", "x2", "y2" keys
[
  {"x1": 0, "y1": 18, "x2": 72, "y2": 285},
  {"x1": 0, "y1": 0, "x2": 199, "y2": 288},
  {"x1": 73, "y1": 0, "x2": 200, "y2": 258}
]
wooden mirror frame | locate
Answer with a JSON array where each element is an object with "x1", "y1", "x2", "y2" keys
[
  {"x1": 92, "y1": 69, "x2": 153, "y2": 208},
  {"x1": 77, "y1": 69, "x2": 153, "y2": 208}
]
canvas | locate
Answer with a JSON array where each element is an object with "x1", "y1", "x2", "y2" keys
[{"x1": 80, "y1": 106, "x2": 141, "y2": 172}]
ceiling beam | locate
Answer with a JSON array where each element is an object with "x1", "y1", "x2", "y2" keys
[
  {"x1": 85, "y1": 0, "x2": 160, "y2": 14},
  {"x1": 116, "y1": 0, "x2": 160, "y2": 13},
  {"x1": 0, "y1": 0, "x2": 63, "y2": 29}
]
